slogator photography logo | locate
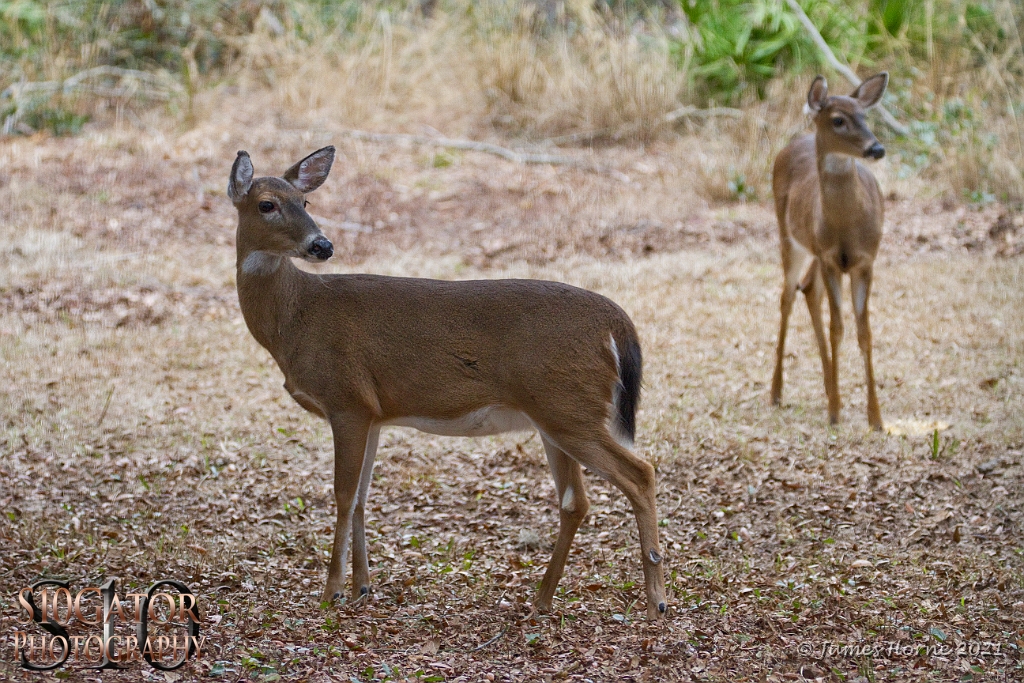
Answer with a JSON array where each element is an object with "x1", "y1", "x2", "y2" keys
[{"x1": 9, "y1": 577, "x2": 205, "y2": 671}]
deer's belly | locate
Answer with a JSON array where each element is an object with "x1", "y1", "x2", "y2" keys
[{"x1": 384, "y1": 406, "x2": 534, "y2": 437}]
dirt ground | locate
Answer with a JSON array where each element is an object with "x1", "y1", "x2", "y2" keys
[{"x1": 1, "y1": 90, "x2": 1023, "y2": 682}]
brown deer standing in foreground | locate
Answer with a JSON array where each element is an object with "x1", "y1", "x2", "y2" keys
[
  {"x1": 771, "y1": 73, "x2": 890, "y2": 430},
  {"x1": 227, "y1": 147, "x2": 667, "y2": 619}
]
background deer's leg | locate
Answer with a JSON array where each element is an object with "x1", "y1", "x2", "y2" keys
[
  {"x1": 802, "y1": 261, "x2": 834, "y2": 406},
  {"x1": 535, "y1": 435, "x2": 589, "y2": 612},
  {"x1": 822, "y1": 265, "x2": 845, "y2": 425},
  {"x1": 771, "y1": 241, "x2": 808, "y2": 406},
  {"x1": 323, "y1": 412, "x2": 372, "y2": 603},
  {"x1": 851, "y1": 267, "x2": 883, "y2": 430}
]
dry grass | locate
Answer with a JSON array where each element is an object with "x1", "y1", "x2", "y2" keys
[
  {"x1": 224, "y1": 6, "x2": 686, "y2": 146},
  {"x1": 1, "y1": 82, "x2": 1023, "y2": 680},
  {"x1": 223, "y1": 1, "x2": 1024, "y2": 206}
]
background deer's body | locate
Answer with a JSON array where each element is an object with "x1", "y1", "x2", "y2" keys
[
  {"x1": 228, "y1": 147, "x2": 667, "y2": 619},
  {"x1": 770, "y1": 73, "x2": 889, "y2": 429}
]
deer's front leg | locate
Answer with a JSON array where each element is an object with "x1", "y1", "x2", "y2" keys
[
  {"x1": 822, "y1": 265, "x2": 845, "y2": 425},
  {"x1": 350, "y1": 425, "x2": 381, "y2": 601},
  {"x1": 323, "y1": 412, "x2": 373, "y2": 603},
  {"x1": 851, "y1": 267, "x2": 883, "y2": 430}
]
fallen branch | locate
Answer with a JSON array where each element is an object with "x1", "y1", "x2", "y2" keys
[
  {"x1": 468, "y1": 625, "x2": 509, "y2": 652},
  {"x1": 543, "y1": 106, "x2": 743, "y2": 145},
  {"x1": 95, "y1": 385, "x2": 115, "y2": 429},
  {"x1": 1, "y1": 66, "x2": 181, "y2": 135},
  {"x1": 3, "y1": 66, "x2": 176, "y2": 101},
  {"x1": 664, "y1": 105, "x2": 744, "y2": 123},
  {"x1": 337, "y1": 128, "x2": 629, "y2": 180},
  {"x1": 784, "y1": 0, "x2": 909, "y2": 136}
]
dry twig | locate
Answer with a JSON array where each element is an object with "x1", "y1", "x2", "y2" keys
[
  {"x1": 337, "y1": 128, "x2": 629, "y2": 180},
  {"x1": 784, "y1": 0, "x2": 909, "y2": 136},
  {"x1": 1, "y1": 66, "x2": 181, "y2": 135}
]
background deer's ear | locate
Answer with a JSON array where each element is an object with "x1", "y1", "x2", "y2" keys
[
  {"x1": 228, "y1": 151, "x2": 254, "y2": 204},
  {"x1": 806, "y1": 75, "x2": 828, "y2": 113},
  {"x1": 851, "y1": 72, "x2": 888, "y2": 109},
  {"x1": 282, "y1": 146, "x2": 335, "y2": 194}
]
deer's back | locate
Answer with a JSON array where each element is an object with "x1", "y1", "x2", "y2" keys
[{"x1": 279, "y1": 274, "x2": 637, "y2": 421}]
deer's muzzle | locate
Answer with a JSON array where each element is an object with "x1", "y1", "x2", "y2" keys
[
  {"x1": 864, "y1": 142, "x2": 885, "y2": 160},
  {"x1": 308, "y1": 236, "x2": 334, "y2": 261}
]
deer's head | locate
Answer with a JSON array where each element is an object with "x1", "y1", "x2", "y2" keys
[
  {"x1": 228, "y1": 146, "x2": 336, "y2": 262},
  {"x1": 806, "y1": 73, "x2": 888, "y2": 161}
]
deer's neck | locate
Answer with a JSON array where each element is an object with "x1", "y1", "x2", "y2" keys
[
  {"x1": 815, "y1": 142, "x2": 866, "y2": 221},
  {"x1": 236, "y1": 244, "x2": 305, "y2": 359}
]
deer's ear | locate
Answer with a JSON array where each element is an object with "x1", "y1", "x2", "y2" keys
[
  {"x1": 283, "y1": 146, "x2": 335, "y2": 194},
  {"x1": 851, "y1": 72, "x2": 888, "y2": 109},
  {"x1": 228, "y1": 151, "x2": 254, "y2": 204},
  {"x1": 806, "y1": 75, "x2": 828, "y2": 113}
]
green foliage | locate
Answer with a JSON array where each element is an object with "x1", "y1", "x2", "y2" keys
[
  {"x1": 0, "y1": 0, "x2": 371, "y2": 88},
  {"x1": 728, "y1": 170, "x2": 756, "y2": 201},
  {"x1": 871, "y1": 0, "x2": 912, "y2": 37},
  {"x1": 21, "y1": 107, "x2": 88, "y2": 136},
  {"x1": 675, "y1": 0, "x2": 868, "y2": 102}
]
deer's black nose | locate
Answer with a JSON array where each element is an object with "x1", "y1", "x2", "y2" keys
[
  {"x1": 865, "y1": 142, "x2": 885, "y2": 159},
  {"x1": 308, "y1": 237, "x2": 334, "y2": 260}
]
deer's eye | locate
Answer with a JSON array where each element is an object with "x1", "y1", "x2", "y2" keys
[
  {"x1": 303, "y1": 200, "x2": 309, "y2": 208},
  {"x1": 831, "y1": 116, "x2": 845, "y2": 128},
  {"x1": 258, "y1": 201, "x2": 275, "y2": 213}
]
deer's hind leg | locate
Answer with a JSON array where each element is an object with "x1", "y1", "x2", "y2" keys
[
  {"x1": 535, "y1": 435, "x2": 590, "y2": 613},
  {"x1": 800, "y1": 260, "x2": 834, "y2": 407},
  {"x1": 772, "y1": 239, "x2": 813, "y2": 405},
  {"x1": 547, "y1": 428, "x2": 666, "y2": 620}
]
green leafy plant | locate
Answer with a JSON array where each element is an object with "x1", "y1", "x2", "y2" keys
[
  {"x1": 674, "y1": 0, "x2": 865, "y2": 102},
  {"x1": 21, "y1": 107, "x2": 87, "y2": 135}
]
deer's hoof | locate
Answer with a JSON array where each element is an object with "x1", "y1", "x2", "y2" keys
[
  {"x1": 647, "y1": 601, "x2": 668, "y2": 620},
  {"x1": 322, "y1": 582, "x2": 344, "y2": 604}
]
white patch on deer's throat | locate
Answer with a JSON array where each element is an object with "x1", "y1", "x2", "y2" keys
[
  {"x1": 561, "y1": 486, "x2": 576, "y2": 512},
  {"x1": 242, "y1": 251, "x2": 283, "y2": 275},
  {"x1": 384, "y1": 406, "x2": 532, "y2": 437},
  {"x1": 823, "y1": 153, "x2": 854, "y2": 175}
]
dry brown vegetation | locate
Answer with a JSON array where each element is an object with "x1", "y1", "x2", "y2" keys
[{"x1": 2, "y1": 12, "x2": 1024, "y2": 681}]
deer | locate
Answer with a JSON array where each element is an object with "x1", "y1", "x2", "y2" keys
[
  {"x1": 226, "y1": 147, "x2": 668, "y2": 619},
  {"x1": 770, "y1": 73, "x2": 890, "y2": 430}
]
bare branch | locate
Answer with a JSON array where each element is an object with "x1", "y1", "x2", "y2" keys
[
  {"x1": 1, "y1": 66, "x2": 181, "y2": 135},
  {"x1": 784, "y1": 0, "x2": 909, "y2": 136},
  {"x1": 664, "y1": 105, "x2": 744, "y2": 123},
  {"x1": 336, "y1": 128, "x2": 630, "y2": 180}
]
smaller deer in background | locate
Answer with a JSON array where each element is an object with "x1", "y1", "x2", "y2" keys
[{"x1": 770, "y1": 73, "x2": 889, "y2": 430}]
